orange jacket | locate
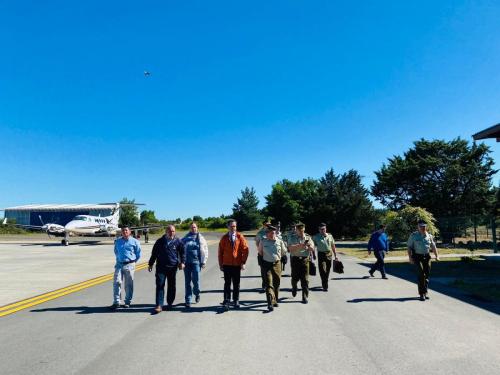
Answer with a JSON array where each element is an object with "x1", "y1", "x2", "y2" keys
[{"x1": 218, "y1": 232, "x2": 249, "y2": 267}]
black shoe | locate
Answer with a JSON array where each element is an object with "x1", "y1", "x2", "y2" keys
[
  {"x1": 419, "y1": 295, "x2": 425, "y2": 301},
  {"x1": 185, "y1": 302, "x2": 191, "y2": 308},
  {"x1": 302, "y1": 297, "x2": 308, "y2": 304},
  {"x1": 223, "y1": 301, "x2": 230, "y2": 311},
  {"x1": 382, "y1": 276, "x2": 388, "y2": 279},
  {"x1": 233, "y1": 301, "x2": 240, "y2": 309},
  {"x1": 122, "y1": 304, "x2": 130, "y2": 308},
  {"x1": 268, "y1": 304, "x2": 274, "y2": 312},
  {"x1": 323, "y1": 287, "x2": 328, "y2": 292},
  {"x1": 292, "y1": 288, "x2": 297, "y2": 297},
  {"x1": 369, "y1": 271, "x2": 374, "y2": 277},
  {"x1": 425, "y1": 294, "x2": 430, "y2": 300},
  {"x1": 165, "y1": 304, "x2": 173, "y2": 311},
  {"x1": 195, "y1": 295, "x2": 200, "y2": 303},
  {"x1": 273, "y1": 302, "x2": 279, "y2": 307},
  {"x1": 109, "y1": 303, "x2": 119, "y2": 310}
]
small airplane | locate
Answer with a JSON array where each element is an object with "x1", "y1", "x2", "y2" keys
[
  {"x1": 144, "y1": 71, "x2": 151, "y2": 77},
  {"x1": 3, "y1": 203, "x2": 159, "y2": 246}
]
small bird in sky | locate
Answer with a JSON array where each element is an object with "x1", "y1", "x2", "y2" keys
[{"x1": 144, "y1": 71, "x2": 151, "y2": 77}]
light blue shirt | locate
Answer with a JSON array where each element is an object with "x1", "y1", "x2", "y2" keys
[{"x1": 114, "y1": 237, "x2": 141, "y2": 263}]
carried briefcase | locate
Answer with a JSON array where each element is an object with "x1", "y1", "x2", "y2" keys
[
  {"x1": 333, "y1": 259, "x2": 344, "y2": 274},
  {"x1": 309, "y1": 259, "x2": 317, "y2": 276}
]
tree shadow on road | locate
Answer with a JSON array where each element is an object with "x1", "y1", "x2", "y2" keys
[{"x1": 358, "y1": 261, "x2": 500, "y2": 315}]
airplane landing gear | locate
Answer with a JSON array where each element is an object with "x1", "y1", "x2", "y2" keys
[{"x1": 61, "y1": 239, "x2": 69, "y2": 246}]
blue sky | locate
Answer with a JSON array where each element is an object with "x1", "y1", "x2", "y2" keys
[{"x1": 1, "y1": 0, "x2": 499, "y2": 219}]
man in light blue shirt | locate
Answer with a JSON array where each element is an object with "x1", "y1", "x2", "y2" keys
[{"x1": 111, "y1": 226, "x2": 141, "y2": 309}]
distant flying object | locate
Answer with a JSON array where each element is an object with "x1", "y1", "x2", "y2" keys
[{"x1": 144, "y1": 71, "x2": 151, "y2": 77}]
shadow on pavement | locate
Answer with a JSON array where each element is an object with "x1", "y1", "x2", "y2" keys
[
  {"x1": 31, "y1": 304, "x2": 156, "y2": 314},
  {"x1": 347, "y1": 297, "x2": 418, "y2": 303},
  {"x1": 331, "y1": 276, "x2": 371, "y2": 280},
  {"x1": 358, "y1": 262, "x2": 500, "y2": 315}
]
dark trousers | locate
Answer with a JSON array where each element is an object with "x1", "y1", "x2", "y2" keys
[
  {"x1": 155, "y1": 266, "x2": 177, "y2": 306},
  {"x1": 318, "y1": 252, "x2": 332, "y2": 289},
  {"x1": 413, "y1": 254, "x2": 431, "y2": 295},
  {"x1": 261, "y1": 260, "x2": 282, "y2": 305},
  {"x1": 223, "y1": 265, "x2": 241, "y2": 302},
  {"x1": 369, "y1": 251, "x2": 386, "y2": 277},
  {"x1": 291, "y1": 256, "x2": 309, "y2": 298},
  {"x1": 258, "y1": 255, "x2": 265, "y2": 289}
]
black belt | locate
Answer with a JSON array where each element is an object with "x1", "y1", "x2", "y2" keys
[{"x1": 120, "y1": 260, "x2": 136, "y2": 265}]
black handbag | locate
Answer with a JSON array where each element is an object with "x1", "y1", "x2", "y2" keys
[
  {"x1": 333, "y1": 259, "x2": 344, "y2": 274},
  {"x1": 309, "y1": 258, "x2": 317, "y2": 276}
]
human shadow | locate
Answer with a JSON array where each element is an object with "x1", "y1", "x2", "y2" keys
[
  {"x1": 347, "y1": 297, "x2": 418, "y2": 303},
  {"x1": 31, "y1": 303, "x2": 156, "y2": 314},
  {"x1": 201, "y1": 288, "x2": 263, "y2": 294},
  {"x1": 331, "y1": 276, "x2": 371, "y2": 280}
]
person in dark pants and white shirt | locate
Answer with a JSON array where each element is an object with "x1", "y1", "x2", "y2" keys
[
  {"x1": 148, "y1": 225, "x2": 185, "y2": 313},
  {"x1": 111, "y1": 226, "x2": 142, "y2": 309},
  {"x1": 368, "y1": 224, "x2": 389, "y2": 279},
  {"x1": 218, "y1": 220, "x2": 249, "y2": 310}
]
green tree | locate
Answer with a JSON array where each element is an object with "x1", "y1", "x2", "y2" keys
[
  {"x1": 383, "y1": 206, "x2": 439, "y2": 242},
  {"x1": 317, "y1": 169, "x2": 375, "y2": 238},
  {"x1": 371, "y1": 138, "x2": 496, "y2": 241},
  {"x1": 140, "y1": 210, "x2": 158, "y2": 224},
  {"x1": 264, "y1": 178, "x2": 319, "y2": 230},
  {"x1": 232, "y1": 187, "x2": 263, "y2": 231},
  {"x1": 119, "y1": 198, "x2": 140, "y2": 227}
]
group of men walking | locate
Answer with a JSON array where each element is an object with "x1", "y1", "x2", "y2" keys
[{"x1": 110, "y1": 217, "x2": 440, "y2": 312}]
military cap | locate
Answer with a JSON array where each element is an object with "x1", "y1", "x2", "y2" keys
[
  {"x1": 318, "y1": 222, "x2": 327, "y2": 228},
  {"x1": 266, "y1": 225, "x2": 277, "y2": 232},
  {"x1": 417, "y1": 220, "x2": 428, "y2": 227},
  {"x1": 295, "y1": 222, "x2": 305, "y2": 228}
]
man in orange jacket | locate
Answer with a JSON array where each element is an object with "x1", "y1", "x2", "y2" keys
[{"x1": 218, "y1": 219, "x2": 249, "y2": 309}]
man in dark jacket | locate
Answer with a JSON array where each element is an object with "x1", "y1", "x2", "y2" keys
[
  {"x1": 148, "y1": 225, "x2": 185, "y2": 313},
  {"x1": 368, "y1": 224, "x2": 389, "y2": 279}
]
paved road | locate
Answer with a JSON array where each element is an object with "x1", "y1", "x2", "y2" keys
[{"x1": 1, "y1": 236, "x2": 499, "y2": 375}]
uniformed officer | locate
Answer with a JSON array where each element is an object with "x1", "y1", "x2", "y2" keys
[
  {"x1": 407, "y1": 220, "x2": 440, "y2": 301},
  {"x1": 312, "y1": 223, "x2": 338, "y2": 291},
  {"x1": 287, "y1": 222, "x2": 315, "y2": 304},
  {"x1": 257, "y1": 225, "x2": 287, "y2": 312},
  {"x1": 255, "y1": 220, "x2": 271, "y2": 293}
]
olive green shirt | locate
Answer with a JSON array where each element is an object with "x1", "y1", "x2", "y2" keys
[
  {"x1": 287, "y1": 232, "x2": 314, "y2": 257},
  {"x1": 407, "y1": 231, "x2": 436, "y2": 255},
  {"x1": 261, "y1": 238, "x2": 288, "y2": 263},
  {"x1": 312, "y1": 233, "x2": 335, "y2": 254}
]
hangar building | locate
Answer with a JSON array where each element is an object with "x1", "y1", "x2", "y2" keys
[{"x1": 3, "y1": 204, "x2": 115, "y2": 226}]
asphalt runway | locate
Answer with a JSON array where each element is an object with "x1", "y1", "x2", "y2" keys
[{"x1": 1, "y1": 237, "x2": 499, "y2": 375}]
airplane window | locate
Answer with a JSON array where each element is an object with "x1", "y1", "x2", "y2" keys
[{"x1": 74, "y1": 216, "x2": 88, "y2": 221}]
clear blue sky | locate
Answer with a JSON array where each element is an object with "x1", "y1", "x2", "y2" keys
[{"x1": 1, "y1": 0, "x2": 499, "y2": 219}]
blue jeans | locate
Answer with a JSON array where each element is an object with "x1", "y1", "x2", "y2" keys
[
  {"x1": 184, "y1": 263, "x2": 201, "y2": 303},
  {"x1": 156, "y1": 266, "x2": 177, "y2": 307},
  {"x1": 113, "y1": 262, "x2": 135, "y2": 304}
]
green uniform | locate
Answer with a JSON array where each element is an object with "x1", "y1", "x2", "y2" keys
[
  {"x1": 313, "y1": 233, "x2": 335, "y2": 290},
  {"x1": 255, "y1": 227, "x2": 268, "y2": 290},
  {"x1": 260, "y1": 238, "x2": 287, "y2": 305},
  {"x1": 408, "y1": 231, "x2": 436, "y2": 296},
  {"x1": 287, "y1": 232, "x2": 314, "y2": 300}
]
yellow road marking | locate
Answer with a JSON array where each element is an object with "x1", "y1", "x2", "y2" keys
[{"x1": 0, "y1": 262, "x2": 148, "y2": 318}]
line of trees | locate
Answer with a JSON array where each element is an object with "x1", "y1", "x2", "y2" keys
[{"x1": 123, "y1": 138, "x2": 497, "y2": 242}]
